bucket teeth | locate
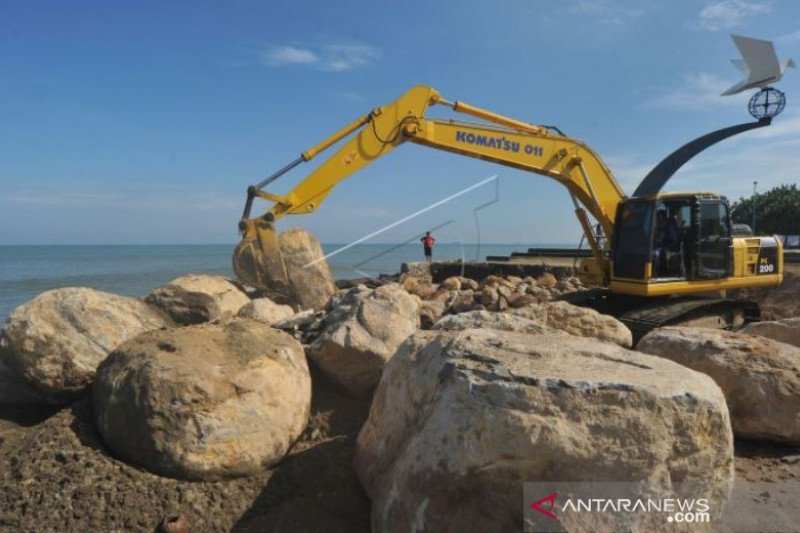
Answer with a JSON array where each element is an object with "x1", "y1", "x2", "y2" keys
[{"x1": 232, "y1": 218, "x2": 292, "y2": 298}]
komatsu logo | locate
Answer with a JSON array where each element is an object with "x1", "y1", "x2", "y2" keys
[{"x1": 455, "y1": 130, "x2": 543, "y2": 156}]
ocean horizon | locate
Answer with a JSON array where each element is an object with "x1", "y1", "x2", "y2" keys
[{"x1": 0, "y1": 242, "x2": 576, "y2": 323}]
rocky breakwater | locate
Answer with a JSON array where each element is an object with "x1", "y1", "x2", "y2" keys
[
  {"x1": 355, "y1": 329, "x2": 734, "y2": 533},
  {"x1": 511, "y1": 300, "x2": 633, "y2": 347},
  {"x1": 237, "y1": 297, "x2": 295, "y2": 325},
  {"x1": 0, "y1": 272, "x2": 322, "y2": 530},
  {"x1": 639, "y1": 326, "x2": 800, "y2": 445},
  {"x1": 431, "y1": 309, "x2": 564, "y2": 335},
  {"x1": 93, "y1": 319, "x2": 311, "y2": 479},
  {"x1": 399, "y1": 270, "x2": 633, "y2": 347},
  {"x1": 0, "y1": 287, "x2": 170, "y2": 404},
  {"x1": 400, "y1": 271, "x2": 589, "y2": 327},
  {"x1": 740, "y1": 316, "x2": 800, "y2": 348},
  {"x1": 0, "y1": 230, "x2": 769, "y2": 531},
  {"x1": 146, "y1": 274, "x2": 250, "y2": 325},
  {"x1": 307, "y1": 283, "x2": 419, "y2": 396}
]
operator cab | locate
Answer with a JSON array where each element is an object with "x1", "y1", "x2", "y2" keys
[{"x1": 611, "y1": 193, "x2": 733, "y2": 283}]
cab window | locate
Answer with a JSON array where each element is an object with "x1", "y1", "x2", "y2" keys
[
  {"x1": 615, "y1": 201, "x2": 653, "y2": 255},
  {"x1": 612, "y1": 200, "x2": 654, "y2": 279},
  {"x1": 699, "y1": 202, "x2": 730, "y2": 239}
]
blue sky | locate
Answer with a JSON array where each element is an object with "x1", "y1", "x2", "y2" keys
[{"x1": 1, "y1": 0, "x2": 798, "y2": 245}]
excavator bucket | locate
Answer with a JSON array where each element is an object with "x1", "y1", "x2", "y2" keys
[{"x1": 232, "y1": 218, "x2": 292, "y2": 297}]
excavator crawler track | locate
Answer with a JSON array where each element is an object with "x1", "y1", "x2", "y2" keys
[{"x1": 560, "y1": 289, "x2": 760, "y2": 345}]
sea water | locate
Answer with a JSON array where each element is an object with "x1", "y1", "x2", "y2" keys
[{"x1": 0, "y1": 243, "x2": 556, "y2": 323}]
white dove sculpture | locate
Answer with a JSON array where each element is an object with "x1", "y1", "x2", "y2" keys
[{"x1": 722, "y1": 34, "x2": 795, "y2": 96}]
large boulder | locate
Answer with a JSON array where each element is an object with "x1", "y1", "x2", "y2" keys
[
  {"x1": 355, "y1": 329, "x2": 733, "y2": 533},
  {"x1": 449, "y1": 289, "x2": 475, "y2": 313},
  {"x1": 399, "y1": 274, "x2": 436, "y2": 300},
  {"x1": 478, "y1": 278, "x2": 552, "y2": 311},
  {"x1": 273, "y1": 309, "x2": 324, "y2": 330},
  {"x1": 279, "y1": 228, "x2": 336, "y2": 311},
  {"x1": 432, "y1": 309, "x2": 562, "y2": 336},
  {"x1": 440, "y1": 276, "x2": 461, "y2": 291},
  {"x1": 0, "y1": 358, "x2": 46, "y2": 404},
  {"x1": 237, "y1": 297, "x2": 295, "y2": 325},
  {"x1": 536, "y1": 272, "x2": 557, "y2": 288},
  {"x1": 93, "y1": 319, "x2": 311, "y2": 480},
  {"x1": 511, "y1": 300, "x2": 633, "y2": 347},
  {"x1": 741, "y1": 317, "x2": 800, "y2": 348},
  {"x1": 418, "y1": 298, "x2": 446, "y2": 329},
  {"x1": 271, "y1": 309, "x2": 327, "y2": 345},
  {"x1": 0, "y1": 288, "x2": 169, "y2": 404},
  {"x1": 308, "y1": 284, "x2": 419, "y2": 396},
  {"x1": 145, "y1": 274, "x2": 249, "y2": 325},
  {"x1": 638, "y1": 327, "x2": 800, "y2": 444}
]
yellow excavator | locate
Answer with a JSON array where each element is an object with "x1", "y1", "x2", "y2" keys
[{"x1": 233, "y1": 85, "x2": 783, "y2": 337}]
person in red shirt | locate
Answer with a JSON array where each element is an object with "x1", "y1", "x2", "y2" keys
[{"x1": 421, "y1": 231, "x2": 435, "y2": 263}]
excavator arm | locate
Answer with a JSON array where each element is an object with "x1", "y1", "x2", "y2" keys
[{"x1": 234, "y1": 85, "x2": 627, "y2": 293}]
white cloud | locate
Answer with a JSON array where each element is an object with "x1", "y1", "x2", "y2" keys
[
  {"x1": 4, "y1": 190, "x2": 239, "y2": 211},
  {"x1": 570, "y1": 0, "x2": 644, "y2": 24},
  {"x1": 262, "y1": 46, "x2": 319, "y2": 67},
  {"x1": 693, "y1": 0, "x2": 771, "y2": 31},
  {"x1": 321, "y1": 45, "x2": 380, "y2": 72},
  {"x1": 644, "y1": 71, "x2": 750, "y2": 110},
  {"x1": 260, "y1": 43, "x2": 380, "y2": 72}
]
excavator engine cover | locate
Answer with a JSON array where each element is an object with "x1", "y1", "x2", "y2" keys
[{"x1": 232, "y1": 218, "x2": 292, "y2": 297}]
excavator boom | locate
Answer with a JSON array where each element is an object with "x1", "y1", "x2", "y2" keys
[{"x1": 234, "y1": 85, "x2": 626, "y2": 292}]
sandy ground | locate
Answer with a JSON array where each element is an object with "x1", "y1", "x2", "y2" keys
[
  {"x1": 1, "y1": 384, "x2": 798, "y2": 531},
  {"x1": 734, "y1": 440, "x2": 800, "y2": 482},
  {"x1": 0, "y1": 366, "x2": 372, "y2": 532}
]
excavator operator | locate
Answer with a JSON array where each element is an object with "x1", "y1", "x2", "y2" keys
[{"x1": 655, "y1": 208, "x2": 684, "y2": 278}]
